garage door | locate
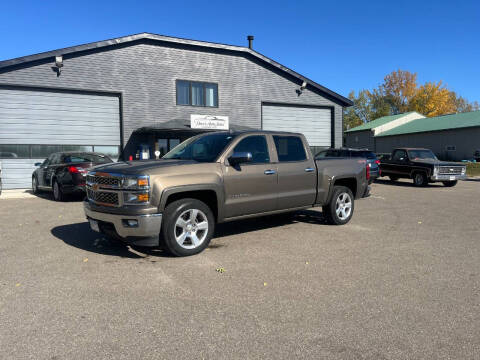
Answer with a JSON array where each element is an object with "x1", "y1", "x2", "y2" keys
[
  {"x1": 262, "y1": 103, "x2": 332, "y2": 147},
  {"x1": 0, "y1": 88, "x2": 121, "y2": 189}
]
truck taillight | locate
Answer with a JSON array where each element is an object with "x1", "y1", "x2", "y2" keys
[
  {"x1": 68, "y1": 166, "x2": 86, "y2": 174},
  {"x1": 366, "y1": 164, "x2": 370, "y2": 180}
]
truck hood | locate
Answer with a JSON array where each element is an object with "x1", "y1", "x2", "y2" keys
[{"x1": 91, "y1": 159, "x2": 198, "y2": 175}]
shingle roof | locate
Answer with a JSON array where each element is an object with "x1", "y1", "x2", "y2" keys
[
  {"x1": 0, "y1": 32, "x2": 352, "y2": 107},
  {"x1": 345, "y1": 112, "x2": 418, "y2": 132},
  {"x1": 377, "y1": 111, "x2": 480, "y2": 137}
]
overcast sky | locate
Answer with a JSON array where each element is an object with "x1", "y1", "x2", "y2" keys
[{"x1": 1, "y1": 0, "x2": 478, "y2": 102}]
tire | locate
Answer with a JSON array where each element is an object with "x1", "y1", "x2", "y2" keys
[
  {"x1": 52, "y1": 179, "x2": 64, "y2": 201},
  {"x1": 322, "y1": 186, "x2": 355, "y2": 225},
  {"x1": 442, "y1": 180, "x2": 458, "y2": 187},
  {"x1": 160, "y1": 198, "x2": 215, "y2": 256},
  {"x1": 413, "y1": 172, "x2": 428, "y2": 187},
  {"x1": 32, "y1": 176, "x2": 39, "y2": 194},
  {"x1": 389, "y1": 176, "x2": 399, "y2": 181}
]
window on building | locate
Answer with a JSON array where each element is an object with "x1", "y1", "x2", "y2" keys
[
  {"x1": 0, "y1": 144, "x2": 30, "y2": 158},
  {"x1": 273, "y1": 136, "x2": 307, "y2": 162},
  {"x1": 176, "y1": 80, "x2": 218, "y2": 107},
  {"x1": 233, "y1": 136, "x2": 270, "y2": 164}
]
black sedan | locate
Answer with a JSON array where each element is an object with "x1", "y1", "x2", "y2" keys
[{"x1": 32, "y1": 152, "x2": 113, "y2": 201}]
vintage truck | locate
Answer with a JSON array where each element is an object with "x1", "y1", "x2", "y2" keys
[
  {"x1": 379, "y1": 148, "x2": 466, "y2": 187},
  {"x1": 84, "y1": 131, "x2": 370, "y2": 256}
]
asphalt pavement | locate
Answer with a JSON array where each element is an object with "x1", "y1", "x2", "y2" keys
[{"x1": 1, "y1": 179, "x2": 479, "y2": 359}]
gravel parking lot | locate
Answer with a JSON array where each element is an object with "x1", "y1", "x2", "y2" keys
[{"x1": 1, "y1": 179, "x2": 479, "y2": 359}]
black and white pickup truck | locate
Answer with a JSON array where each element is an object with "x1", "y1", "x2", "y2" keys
[{"x1": 379, "y1": 148, "x2": 466, "y2": 187}]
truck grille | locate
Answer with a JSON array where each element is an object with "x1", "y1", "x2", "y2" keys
[
  {"x1": 86, "y1": 188, "x2": 119, "y2": 206},
  {"x1": 438, "y1": 166, "x2": 464, "y2": 175},
  {"x1": 86, "y1": 175, "x2": 121, "y2": 187}
]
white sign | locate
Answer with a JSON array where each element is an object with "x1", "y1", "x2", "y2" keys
[{"x1": 191, "y1": 114, "x2": 229, "y2": 130}]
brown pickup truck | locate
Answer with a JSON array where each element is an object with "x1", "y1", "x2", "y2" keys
[{"x1": 84, "y1": 131, "x2": 370, "y2": 256}]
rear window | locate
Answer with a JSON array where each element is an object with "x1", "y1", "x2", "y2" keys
[
  {"x1": 273, "y1": 136, "x2": 307, "y2": 162},
  {"x1": 63, "y1": 153, "x2": 112, "y2": 164}
]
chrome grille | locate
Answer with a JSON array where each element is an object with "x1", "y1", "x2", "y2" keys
[
  {"x1": 438, "y1": 166, "x2": 464, "y2": 175},
  {"x1": 86, "y1": 188, "x2": 119, "y2": 206},
  {"x1": 86, "y1": 175, "x2": 121, "y2": 187}
]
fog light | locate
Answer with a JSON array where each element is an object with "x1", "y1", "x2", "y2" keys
[{"x1": 123, "y1": 219, "x2": 138, "y2": 228}]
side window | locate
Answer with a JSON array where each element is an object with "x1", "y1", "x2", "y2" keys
[
  {"x1": 273, "y1": 136, "x2": 307, "y2": 162},
  {"x1": 233, "y1": 136, "x2": 270, "y2": 164},
  {"x1": 315, "y1": 150, "x2": 328, "y2": 159},
  {"x1": 392, "y1": 150, "x2": 406, "y2": 161}
]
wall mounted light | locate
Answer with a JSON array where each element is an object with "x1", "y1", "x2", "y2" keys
[
  {"x1": 52, "y1": 55, "x2": 63, "y2": 76},
  {"x1": 296, "y1": 81, "x2": 307, "y2": 96}
]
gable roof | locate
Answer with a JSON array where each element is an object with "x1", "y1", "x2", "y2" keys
[
  {"x1": 377, "y1": 111, "x2": 480, "y2": 137},
  {"x1": 345, "y1": 112, "x2": 419, "y2": 133},
  {"x1": 0, "y1": 32, "x2": 352, "y2": 107}
]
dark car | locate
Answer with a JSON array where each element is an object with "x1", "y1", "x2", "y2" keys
[
  {"x1": 32, "y1": 152, "x2": 113, "y2": 201},
  {"x1": 316, "y1": 148, "x2": 380, "y2": 183},
  {"x1": 379, "y1": 148, "x2": 466, "y2": 187}
]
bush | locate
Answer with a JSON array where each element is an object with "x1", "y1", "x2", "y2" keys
[{"x1": 466, "y1": 162, "x2": 480, "y2": 176}]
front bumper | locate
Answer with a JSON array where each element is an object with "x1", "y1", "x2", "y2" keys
[
  {"x1": 431, "y1": 174, "x2": 466, "y2": 181},
  {"x1": 83, "y1": 201, "x2": 162, "y2": 238}
]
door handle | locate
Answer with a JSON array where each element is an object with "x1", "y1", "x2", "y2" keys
[
  {"x1": 264, "y1": 169, "x2": 276, "y2": 175},
  {"x1": 305, "y1": 168, "x2": 315, "y2": 172}
]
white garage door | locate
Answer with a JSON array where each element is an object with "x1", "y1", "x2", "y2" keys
[
  {"x1": 0, "y1": 88, "x2": 121, "y2": 189},
  {"x1": 262, "y1": 104, "x2": 332, "y2": 147}
]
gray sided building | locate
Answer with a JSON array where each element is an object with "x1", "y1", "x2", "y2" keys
[{"x1": 0, "y1": 33, "x2": 351, "y2": 189}]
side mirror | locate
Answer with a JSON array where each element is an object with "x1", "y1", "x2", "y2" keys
[
  {"x1": 228, "y1": 152, "x2": 252, "y2": 166},
  {"x1": 34, "y1": 162, "x2": 42, "y2": 167}
]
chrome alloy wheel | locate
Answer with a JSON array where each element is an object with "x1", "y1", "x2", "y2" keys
[
  {"x1": 174, "y1": 209, "x2": 209, "y2": 249},
  {"x1": 335, "y1": 192, "x2": 352, "y2": 220}
]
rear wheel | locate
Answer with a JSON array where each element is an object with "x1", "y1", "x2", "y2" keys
[
  {"x1": 442, "y1": 180, "x2": 458, "y2": 187},
  {"x1": 53, "y1": 179, "x2": 64, "y2": 201},
  {"x1": 160, "y1": 198, "x2": 214, "y2": 256},
  {"x1": 32, "y1": 176, "x2": 39, "y2": 194},
  {"x1": 413, "y1": 172, "x2": 428, "y2": 187},
  {"x1": 323, "y1": 186, "x2": 354, "y2": 225}
]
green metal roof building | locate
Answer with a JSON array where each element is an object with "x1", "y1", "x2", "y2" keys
[{"x1": 348, "y1": 111, "x2": 480, "y2": 161}]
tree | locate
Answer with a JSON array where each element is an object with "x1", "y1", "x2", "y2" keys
[
  {"x1": 410, "y1": 81, "x2": 456, "y2": 117},
  {"x1": 344, "y1": 90, "x2": 370, "y2": 130},
  {"x1": 379, "y1": 69, "x2": 418, "y2": 114}
]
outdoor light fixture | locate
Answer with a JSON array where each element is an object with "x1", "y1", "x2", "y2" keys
[
  {"x1": 52, "y1": 55, "x2": 63, "y2": 76},
  {"x1": 297, "y1": 81, "x2": 307, "y2": 96}
]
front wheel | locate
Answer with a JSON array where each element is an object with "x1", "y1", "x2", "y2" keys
[
  {"x1": 442, "y1": 180, "x2": 458, "y2": 187},
  {"x1": 160, "y1": 198, "x2": 215, "y2": 256},
  {"x1": 413, "y1": 172, "x2": 428, "y2": 187},
  {"x1": 323, "y1": 186, "x2": 354, "y2": 225},
  {"x1": 32, "y1": 176, "x2": 39, "y2": 194}
]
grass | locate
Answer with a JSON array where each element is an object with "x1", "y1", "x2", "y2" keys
[{"x1": 466, "y1": 162, "x2": 480, "y2": 177}]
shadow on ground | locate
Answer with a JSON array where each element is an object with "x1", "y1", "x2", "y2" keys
[
  {"x1": 374, "y1": 179, "x2": 443, "y2": 188},
  {"x1": 34, "y1": 190, "x2": 86, "y2": 202},
  {"x1": 51, "y1": 209, "x2": 328, "y2": 257}
]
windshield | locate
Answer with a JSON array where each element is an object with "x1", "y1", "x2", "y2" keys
[
  {"x1": 408, "y1": 149, "x2": 437, "y2": 160},
  {"x1": 63, "y1": 153, "x2": 112, "y2": 164},
  {"x1": 163, "y1": 133, "x2": 235, "y2": 162}
]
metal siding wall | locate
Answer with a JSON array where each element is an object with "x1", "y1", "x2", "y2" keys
[
  {"x1": 262, "y1": 104, "x2": 331, "y2": 146},
  {"x1": 1, "y1": 159, "x2": 43, "y2": 189},
  {"x1": 0, "y1": 89, "x2": 120, "y2": 145},
  {"x1": 375, "y1": 127, "x2": 480, "y2": 161},
  {"x1": 344, "y1": 130, "x2": 374, "y2": 150},
  {"x1": 0, "y1": 42, "x2": 345, "y2": 152}
]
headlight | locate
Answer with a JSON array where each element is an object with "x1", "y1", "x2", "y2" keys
[
  {"x1": 433, "y1": 165, "x2": 439, "y2": 176},
  {"x1": 123, "y1": 191, "x2": 149, "y2": 204},
  {"x1": 123, "y1": 175, "x2": 149, "y2": 189},
  {"x1": 462, "y1": 167, "x2": 466, "y2": 174}
]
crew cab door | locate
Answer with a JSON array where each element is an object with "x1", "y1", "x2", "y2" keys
[
  {"x1": 272, "y1": 135, "x2": 317, "y2": 209},
  {"x1": 221, "y1": 135, "x2": 277, "y2": 218}
]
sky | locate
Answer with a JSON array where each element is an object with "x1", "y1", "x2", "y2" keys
[{"x1": 1, "y1": 0, "x2": 479, "y2": 102}]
